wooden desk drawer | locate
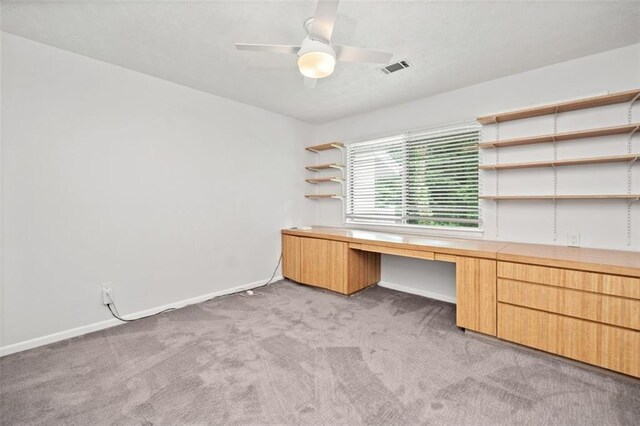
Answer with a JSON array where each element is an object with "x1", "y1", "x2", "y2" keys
[
  {"x1": 498, "y1": 303, "x2": 640, "y2": 377},
  {"x1": 360, "y1": 244, "x2": 435, "y2": 261},
  {"x1": 498, "y1": 262, "x2": 640, "y2": 299},
  {"x1": 498, "y1": 279, "x2": 640, "y2": 330}
]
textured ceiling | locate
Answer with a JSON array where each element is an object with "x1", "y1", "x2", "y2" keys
[{"x1": 2, "y1": 1, "x2": 639, "y2": 123}]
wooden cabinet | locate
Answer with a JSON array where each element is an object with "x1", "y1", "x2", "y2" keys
[
  {"x1": 282, "y1": 234, "x2": 380, "y2": 295},
  {"x1": 497, "y1": 261, "x2": 640, "y2": 377},
  {"x1": 456, "y1": 257, "x2": 497, "y2": 336},
  {"x1": 282, "y1": 235, "x2": 302, "y2": 282},
  {"x1": 281, "y1": 228, "x2": 640, "y2": 377}
]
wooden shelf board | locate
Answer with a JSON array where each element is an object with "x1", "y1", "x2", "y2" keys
[
  {"x1": 477, "y1": 89, "x2": 640, "y2": 124},
  {"x1": 480, "y1": 153, "x2": 640, "y2": 170},
  {"x1": 305, "y1": 163, "x2": 344, "y2": 171},
  {"x1": 305, "y1": 142, "x2": 344, "y2": 152},
  {"x1": 305, "y1": 194, "x2": 342, "y2": 199},
  {"x1": 480, "y1": 194, "x2": 640, "y2": 200},
  {"x1": 479, "y1": 123, "x2": 640, "y2": 149},
  {"x1": 305, "y1": 177, "x2": 343, "y2": 183}
]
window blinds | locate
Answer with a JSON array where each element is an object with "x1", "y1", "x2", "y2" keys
[{"x1": 346, "y1": 123, "x2": 481, "y2": 229}]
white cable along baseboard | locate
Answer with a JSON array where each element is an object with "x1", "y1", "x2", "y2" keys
[
  {"x1": 0, "y1": 276, "x2": 282, "y2": 357},
  {"x1": 377, "y1": 280, "x2": 457, "y2": 304}
]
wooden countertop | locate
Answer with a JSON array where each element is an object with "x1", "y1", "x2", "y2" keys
[
  {"x1": 497, "y1": 242, "x2": 640, "y2": 277},
  {"x1": 282, "y1": 227, "x2": 640, "y2": 277},
  {"x1": 283, "y1": 227, "x2": 509, "y2": 259}
]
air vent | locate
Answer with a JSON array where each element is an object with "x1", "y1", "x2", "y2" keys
[{"x1": 380, "y1": 60, "x2": 411, "y2": 74}]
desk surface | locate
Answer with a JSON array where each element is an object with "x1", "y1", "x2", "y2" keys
[
  {"x1": 282, "y1": 227, "x2": 640, "y2": 277},
  {"x1": 283, "y1": 227, "x2": 509, "y2": 259}
]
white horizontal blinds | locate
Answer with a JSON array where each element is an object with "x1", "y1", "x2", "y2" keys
[
  {"x1": 347, "y1": 123, "x2": 481, "y2": 228},
  {"x1": 347, "y1": 135, "x2": 406, "y2": 223},
  {"x1": 405, "y1": 124, "x2": 480, "y2": 228}
]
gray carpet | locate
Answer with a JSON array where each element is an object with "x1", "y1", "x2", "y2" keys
[{"x1": 1, "y1": 280, "x2": 639, "y2": 425}]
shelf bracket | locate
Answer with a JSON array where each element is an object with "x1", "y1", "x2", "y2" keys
[
  {"x1": 331, "y1": 143, "x2": 345, "y2": 153},
  {"x1": 495, "y1": 199, "x2": 500, "y2": 238},
  {"x1": 552, "y1": 109, "x2": 558, "y2": 241},
  {"x1": 553, "y1": 198, "x2": 558, "y2": 242},
  {"x1": 495, "y1": 121, "x2": 501, "y2": 238},
  {"x1": 332, "y1": 178, "x2": 346, "y2": 194},
  {"x1": 629, "y1": 93, "x2": 640, "y2": 124},
  {"x1": 627, "y1": 198, "x2": 638, "y2": 246},
  {"x1": 627, "y1": 97, "x2": 639, "y2": 246}
]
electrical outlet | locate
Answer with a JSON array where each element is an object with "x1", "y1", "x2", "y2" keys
[
  {"x1": 567, "y1": 233, "x2": 580, "y2": 247},
  {"x1": 102, "y1": 282, "x2": 113, "y2": 305}
]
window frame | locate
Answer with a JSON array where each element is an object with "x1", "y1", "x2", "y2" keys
[{"x1": 343, "y1": 122, "x2": 483, "y2": 236}]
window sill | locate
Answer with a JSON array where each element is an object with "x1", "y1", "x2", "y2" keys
[{"x1": 343, "y1": 221, "x2": 484, "y2": 240}]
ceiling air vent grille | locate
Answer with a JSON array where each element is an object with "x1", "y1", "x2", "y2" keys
[{"x1": 380, "y1": 60, "x2": 411, "y2": 74}]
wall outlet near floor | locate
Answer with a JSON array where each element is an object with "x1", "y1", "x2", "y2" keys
[
  {"x1": 102, "y1": 282, "x2": 113, "y2": 305},
  {"x1": 567, "y1": 233, "x2": 580, "y2": 247}
]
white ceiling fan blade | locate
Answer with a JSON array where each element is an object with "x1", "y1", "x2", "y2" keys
[
  {"x1": 334, "y1": 45, "x2": 393, "y2": 64},
  {"x1": 310, "y1": 0, "x2": 340, "y2": 44},
  {"x1": 235, "y1": 43, "x2": 300, "y2": 54},
  {"x1": 304, "y1": 77, "x2": 318, "y2": 89}
]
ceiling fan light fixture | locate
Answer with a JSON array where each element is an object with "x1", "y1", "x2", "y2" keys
[
  {"x1": 298, "y1": 51, "x2": 336, "y2": 78},
  {"x1": 297, "y1": 37, "x2": 336, "y2": 79}
]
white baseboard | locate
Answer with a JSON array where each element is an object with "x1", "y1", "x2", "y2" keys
[
  {"x1": 0, "y1": 276, "x2": 282, "y2": 357},
  {"x1": 378, "y1": 280, "x2": 457, "y2": 304}
]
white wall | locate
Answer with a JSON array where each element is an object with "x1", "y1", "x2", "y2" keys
[
  {"x1": 2, "y1": 33, "x2": 638, "y2": 353},
  {"x1": 0, "y1": 8, "x2": 4, "y2": 350},
  {"x1": 309, "y1": 43, "x2": 640, "y2": 301},
  {"x1": 1, "y1": 33, "x2": 312, "y2": 351}
]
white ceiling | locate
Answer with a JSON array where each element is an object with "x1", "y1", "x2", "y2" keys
[{"x1": 2, "y1": 1, "x2": 639, "y2": 123}]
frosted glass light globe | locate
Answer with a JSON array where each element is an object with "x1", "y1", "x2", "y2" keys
[{"x1": 297, "y1": 51, "x2": 336, "y2": 79}]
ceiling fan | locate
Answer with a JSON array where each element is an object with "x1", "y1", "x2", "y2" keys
[{"x1": 235, "y1": 0, "x2": 394, "y2": 88}]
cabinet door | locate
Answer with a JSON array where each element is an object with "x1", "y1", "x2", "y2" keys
[
  {"x1": 456, "y1": 257, "x2": 497, "y2": 336},
  {"x1": 282, "y1": 235, "x2": 302, "y2": 282},
  {"x1": 300, "y1": 237, "x2": 346, "y2": 293}
]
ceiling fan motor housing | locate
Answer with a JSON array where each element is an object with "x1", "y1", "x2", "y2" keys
[{"x1": 298, "y1": 37, "x2": 335, "y2": 58}]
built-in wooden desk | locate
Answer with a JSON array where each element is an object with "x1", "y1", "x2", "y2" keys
[{"x1": 281, "y1": 227, "x2": 640, "y2": 377}]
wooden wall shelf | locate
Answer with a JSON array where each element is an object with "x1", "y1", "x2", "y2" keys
[
  {"x1": 305, "y1": 163, "x2": 344, "y2": 171},
  {"x1": 480, "y1": 153, "x2": 640, "y2": 171},
  {"x1": 479, "y1": 123, "x2": 640, "y2": 149},
  {"x1": 477, "y1": 89, "x2": 640, "y2": 124},
  {"x1": 305, "y1": 194, "x2": 342, "y2": 199},
  {"x1": 305, "y1": 177, "x2": 343, "y2": 183},
  {"x1": 305, "y1": 142, "x2": 344, "y2": 152},
  {"x1": 480, "y1": 195, "x2": 640, "y2": 201}
]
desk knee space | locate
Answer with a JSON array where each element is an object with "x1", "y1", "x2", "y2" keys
[{"x1": 283, "y1": 231, "x2": 497, "y2": 336}]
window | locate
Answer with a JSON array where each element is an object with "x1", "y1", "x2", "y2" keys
[{"x1": 346, "y1": 123, "x2": 481, "y2": 230}]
